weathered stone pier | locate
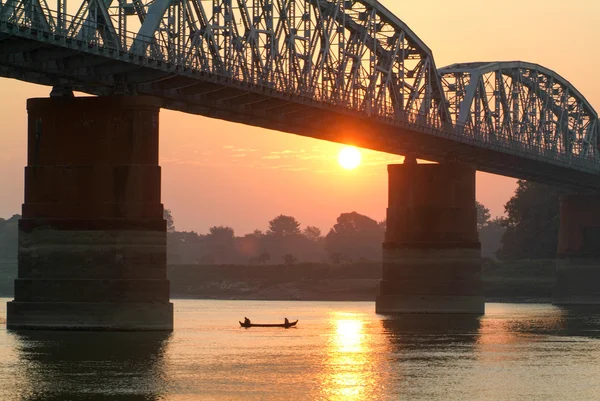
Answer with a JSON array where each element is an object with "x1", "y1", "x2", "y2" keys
[
  {"x1": 376, "y1": 161, "x2": 484, "y2": 314},
  {"x1": 6, "y1": 96, "x2": 173, "y2": 330}
]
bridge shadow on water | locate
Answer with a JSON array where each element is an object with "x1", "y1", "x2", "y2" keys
[
  {"x1": 475, "y1": 304, "x2": 600, "y2": 343},
  {"x1": 380, "y1": 306, "x2": 600, "y2": 360},
  {"x1": 541, "y1": 305, "x2": 600, "y2": 339},
  {"x1": 374, "y1": 315, "x2": 483, "y2": 399},
  {"x1": 377, "y1": 308, "x2": 600, "y2": 399},
  {"x1": 375, "y1": 308, "x2": 600, "y2": 399},
  {"x1": 380, "y1": 314, "x2": 482, "y2": 358},
  {"x1": 9, "y1": 330, "x2": 171, "y2": 401},
  {"x1": 382, "y1": 304, "x2": 600, "y2": 340}
]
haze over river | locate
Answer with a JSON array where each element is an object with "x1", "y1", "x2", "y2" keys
[{"x1": 2, "y1": 299, "x2": 600, "y2": 400}]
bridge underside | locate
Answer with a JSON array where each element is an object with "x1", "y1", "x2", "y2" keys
[{"x1": 1, "y1": 30, "x2": 600, "y2": 192}]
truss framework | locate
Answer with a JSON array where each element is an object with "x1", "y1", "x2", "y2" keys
[
  {"x1": 440, "y1": 62, "x2": 599, "y2": 163},
  {"x1": 0, "y1": 0, "x2": 445, "y2": 119},
  {"x1": 0, "y1": 0, "x2": 598, "y2": 175}
]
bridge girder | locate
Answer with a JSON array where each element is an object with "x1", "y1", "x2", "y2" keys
[
  {"x1": 1, "y1": 1, "x2": 600, "y2": 182},
  {"x1": 440, "y1": 61, "x2": 600, "y2": 163},
  {"x1": 0, "y1": 0, "x2": 447, "y2": 123}
]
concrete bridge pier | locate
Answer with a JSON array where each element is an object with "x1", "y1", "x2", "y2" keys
[
  {"x1": 376, "y1": 162, "x2": 484, "y2": 314},
  {"x1": 6, "y1": 96, "x2": 173, "y2": 330},
  {"x1": 554, "y1": 194, "x2": 600, "y2": 305}
]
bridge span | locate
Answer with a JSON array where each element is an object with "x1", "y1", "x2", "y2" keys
[{"x1": 1, "y1": 0, "x2": 599, "y2": 329}]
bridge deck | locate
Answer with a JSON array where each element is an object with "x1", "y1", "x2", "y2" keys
[{"x1": 0, "y1": 2, "x2": 598, "y2": 190}]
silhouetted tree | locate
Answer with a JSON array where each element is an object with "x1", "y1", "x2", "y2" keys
[
  {"x1": 263, "y1": 215, "x2": 326, "y2": 263},
  {"x1": 267, "y1": 215, "x2": 301, "y2": 237},
  {"x1": 479, "y1": 217, "x2": 505, "y2": 260},
  {"x1": 0, "y1": 214, "x2": 19, "y2": 262},
  {"x1": 302, "y1": 226, "x2": 322, "y2": 242},
  {"x1": 0, "y1": 214, "x2": 21, "y2": 295},
  {"x1": 208, "y1": 226, "x2": 234, "y2": 240},
  {"x1": 206, "y1": 226, "x2": 236, "y2": 263},
  {"x1": 167, "y1": 230, "x2": 205, "y2": 264},
  {"x1": 476, "y1": 201, "x2": 491, "y2": 230},
  {"x1": 236, "y1": 231, "x2": 264, "y2": 262},
  {"x1": 497, "y1": 180, "x2": 566, "y2": 260},
  {"x1": 325, "y1": 212, "x2": 384, "y2": 262},
  {"x1": 163, "y1": 209, "x2": 176, "y2": 233},
  {"x1": 256, "y1": 250, "x2": 271, "y2": 265}
]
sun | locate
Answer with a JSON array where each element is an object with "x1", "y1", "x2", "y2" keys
[
  {"x1": 338, "y1": 146, "x2": 362, "y2": 170},
  {"x1": 338, "y1": 146, "x2": 361, "y2": 169}
]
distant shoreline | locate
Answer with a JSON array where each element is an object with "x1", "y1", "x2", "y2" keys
[
  {"x1": 166, "y1": 261, "x2": 556, "y2": 303},
  {"x1": 169, "y1": 295, "x2": 553, "y2": 304},
  {"x1": 0, "y1": 260, "x2": 557, "y2": 303},
  {"x1": 0, "y1": 293, "x2": 553, "y2": 303}
]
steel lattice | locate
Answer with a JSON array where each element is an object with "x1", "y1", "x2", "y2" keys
[
  {"x1": 0, "y1": 0, "x2": 445, "y2": 117},
  {"x1": 0, "y1": 0, "x2": 598, "y2": 182},
  {"x1": 440, "y1": 62, "x2": 599, "y2": 165}
]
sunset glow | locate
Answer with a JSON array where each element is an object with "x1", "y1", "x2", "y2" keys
[
  {"x1": 0, "y1": 0, "x2": 597, "y2": 235},
  {"x1": 338, "y1": 147, "x2": 362, "y2": 170}
]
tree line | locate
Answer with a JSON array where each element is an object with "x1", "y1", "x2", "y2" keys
[
  {"x1": 0, "y1": 214, "x2": 19, "y2": 263},
  {"x1": 0, "y1": 180, "x2": 566, "y2": 266},
  {"x1": 475, "y1": 180, "x2": 567, "y2": 261},
  {"x1": 166, "y1": 211, "x2": 386, "y2": 265},
  {"x1": 166, "y1": 201, "x2": 515, "y2": 265}
]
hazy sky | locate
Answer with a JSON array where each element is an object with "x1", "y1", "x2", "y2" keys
[{"x1": 0, "y1": 0, "x2": 598, "y2": 235}]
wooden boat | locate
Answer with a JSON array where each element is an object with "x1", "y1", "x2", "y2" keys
[{"x1": 239, "y1": 320, "x2": 298, "y2": 328}]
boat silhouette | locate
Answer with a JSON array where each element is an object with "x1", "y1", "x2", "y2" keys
[{"x1": 239, "y1": 319, "x2": 298, "y2": 328}]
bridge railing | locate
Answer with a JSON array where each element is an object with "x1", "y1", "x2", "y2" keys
[{"x1": 1, "y1": 5, "x2": 599, "y2": 175}]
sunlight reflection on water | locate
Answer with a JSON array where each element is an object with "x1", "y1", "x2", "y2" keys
[
  {"x1": 2, "y1": 300, "x2": 600, "y2": 401},
  {"x1": 320, "y1": 314, "x2": 374, "y2": 401}
]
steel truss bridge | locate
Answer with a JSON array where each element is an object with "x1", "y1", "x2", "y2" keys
[{"x1": 0, "y1": 0, "x2": 598, "y2": 189}]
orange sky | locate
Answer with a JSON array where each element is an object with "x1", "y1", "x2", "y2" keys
[{"x1": 0, "y1": 0, "x2": 598, "y2": 235}]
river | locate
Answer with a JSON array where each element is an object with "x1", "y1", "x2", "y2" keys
[{"x1": 1, "y1": 299, "x2": 600, "y2": 400}]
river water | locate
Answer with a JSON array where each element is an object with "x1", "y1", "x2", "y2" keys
[{"x1": 2, "y1": 299, "x2": 600, "y2": 400}]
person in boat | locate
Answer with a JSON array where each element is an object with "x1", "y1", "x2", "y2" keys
[
  {"x1": 284, "y1": 318, "x2": 289, "y2": 325},
  {"x1": 244, "y1": 317, "x2": 251, "y2": 325}
]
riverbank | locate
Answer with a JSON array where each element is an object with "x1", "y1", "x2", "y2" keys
[
  {"x1": 0, "y1": 260, "x2": 556, "y2": 302},
  {"x1": 167, "y1": 260, "x2": 556, "y2": 302}
]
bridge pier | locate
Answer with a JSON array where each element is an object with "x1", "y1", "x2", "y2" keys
[
  {"x1": 6, "y1": 96, "x2": 173, "y2": 330},
  {"x1": 554, "y1": 194, "x2": 600, "y2": 305},
  {"x1": 376, "y1": 162, "x2": 484, "y2": 314}
]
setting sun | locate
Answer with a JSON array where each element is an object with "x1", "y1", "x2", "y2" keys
[{"x1": 338, "y1": 146, "x2": 362, "y2": 170}]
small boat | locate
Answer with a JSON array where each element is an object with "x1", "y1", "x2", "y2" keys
[{"x1": 239, "y1": 320, "x2": 298, "y2": 328}]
